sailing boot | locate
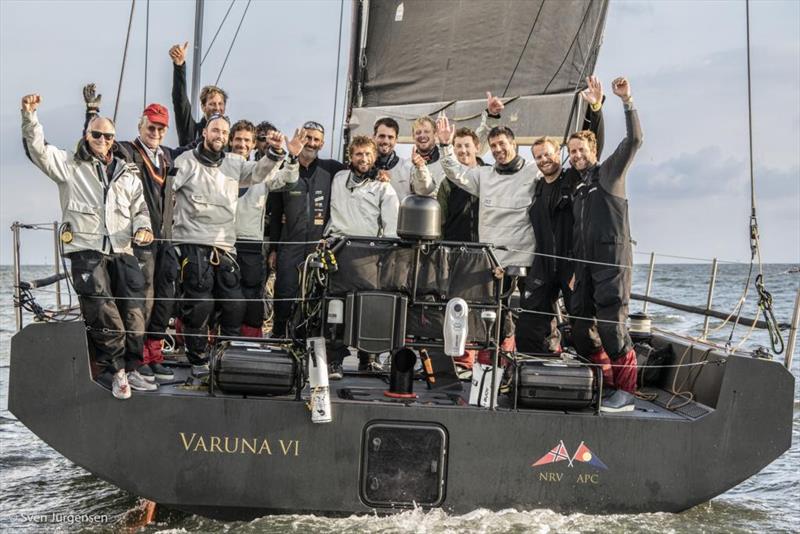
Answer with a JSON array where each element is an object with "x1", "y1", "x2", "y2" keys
[
  {"x1": 589, "y1": 349, "x2": 615, "y2": 390},
  {"x1": 611, "y1": 349, "x2": 638, "y2": 394},
  {"x1": 240, "y1": 324, "x2": 263, "y2": 339}
]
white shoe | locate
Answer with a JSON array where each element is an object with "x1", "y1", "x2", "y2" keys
[
  {"x1": 127, "y1": 370, "x2": 158, "y2": 391},
  {"x1": 112, "y1": 369, "x2": 131, "y2": 399}
]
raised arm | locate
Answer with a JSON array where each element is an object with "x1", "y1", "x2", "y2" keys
[
  {"x1": 410, "y1": 146, "x2": 436, "y2": 196},
  {"x1": 580, "y1": 75, "x2": 606, "y2": 158},
  {"x1": 20, "y1": 95, "x2": 70, "y2": 183},
  {"x1": 240, "y1": 128, "x2": 306, "y2": 188},
  {"x1": 437, "y1": 117, "x2": 480, "y2": 196},
  {"x1": 474, "y1": 91, "x2": 504, "y2": 157},
  {"x1": 82, "y1": 83, "x2": 102, "y2": 136},
  {"x1": 599, "y1": 77, "x2": 643, "y2": 197},
  {"x1": 169, "y1": 42, "x2": 195, "y2": 146}
]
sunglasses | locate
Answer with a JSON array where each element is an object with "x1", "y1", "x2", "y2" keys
[
  {"x1": 90, "y1": 131, "x2": 115, "y2": 141},
  {"x1": 303, "y1": 121, "x2": 325, "y2": 133},
  {"x1": 146, "y1": 124, "x2": 166, "y2": 134}
]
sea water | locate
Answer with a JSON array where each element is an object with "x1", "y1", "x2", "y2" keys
[{"x1": 1, "y1": 263, "x2": 798, "y2": 533}]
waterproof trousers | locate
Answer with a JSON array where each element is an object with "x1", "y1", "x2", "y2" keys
[
  {"x1": 570, "y1": 263, "x2": 631, "y2": 360},
  {"x1": 235, "y1": 241, "x2": 267, "y2": 331},
  {"x1": 273, "y1": 244, "x2": 308, "y2": 338},
  {"x1": 134, "y1": 242, "x2": 179, "y2": 340},
  {"x1": 176, "y1": 244, "x2": 245, "y2": 363},
  {"x1": 68, "y1": 250, "x2": 146, "y2": 374}
]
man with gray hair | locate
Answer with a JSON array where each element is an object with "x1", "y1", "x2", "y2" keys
[{"x1": 21, "y1": 93, "x2": 154, "y2": 399}]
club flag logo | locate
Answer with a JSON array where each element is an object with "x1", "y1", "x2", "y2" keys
[{"x1": 531, "y1": 440, "x2": 607, "y2": 470}]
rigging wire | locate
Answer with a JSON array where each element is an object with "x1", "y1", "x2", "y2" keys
[
  {"x1": 501, "y1": 0, "x2": 546, "y2": 97},
  {"x1": 542, "y1": 0, "x2": 595, "y2": 95},
  {"x1": 330, "y1": 0, "x2": 345, "y2": 158},
  {"x1": 201, "y1": 0, "x2": 237, "y2": 66},
  {"x1": 113, "y1": 0, "x2": 137, "y2": 122},
  {"x1": 215, "y1": 0, "x2": 251, "y2": 86},
  {"x1": 143, "y1": 0, "x2": 149, "y2": 108}
]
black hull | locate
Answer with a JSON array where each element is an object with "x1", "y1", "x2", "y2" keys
[{"x1": 8, "y1": 322, "x2": 794, "y2": 519}]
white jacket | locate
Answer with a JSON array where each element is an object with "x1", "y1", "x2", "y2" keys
[
  {"x1": 21, "y1": 110, "x2": 151, "y2": 255},
  {"x1": 325, "y1": 170, "x2": 399, "y2": 238},
  {"x1": 436, "y1": 144, "x2": 539, "y2": 267},
  {"x1": 172, "y1": 149, "x2": 298, "y2": 251}
]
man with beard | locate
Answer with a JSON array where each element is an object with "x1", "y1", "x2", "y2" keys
[
  {"x1": 169, "y1": 42, "x2": 228, "y2": 146},
  {"x1": 172, "y1": 115, "x2": 305, "y2": 374},
  {"x1": 82, "y1": 83, "x2": 180, "y2": 384},
  {"x1": 568, "y1": 77, "x2": 643, "y2": 412},
  {"x1": 270, "y1": 121, "x2": 346, "y2": 339},
  {"x1": 325, "y1": 136, "x2": 400, "y2": 378},
  {"x1": 22, "y1": 93, "x2": 154, "y2": 399},
  {"x1": 373, "y1": 117, "x2": 409, "y2": 199},
  {"x1": 517, "y1": 76, "x2": 606, "y2": 357}
]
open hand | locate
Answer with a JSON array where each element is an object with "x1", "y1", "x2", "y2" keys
[
  {"x1": 486, "y1": 91, "x2": 504, "y2": 115},
  {"x1": 580, "y1": 75, "x2": 603, "y2": 106},
  {"x1": 435, "y1": 116, "x2": 455, "y2": 145},
  {"x1": 169, "y1": 42, "x2": 189, "y2": 66},
  {"x1": 83, "y1": 83, "x2": 102, "y2": 111},
  {"x1": 611, "y1": 77, "x2": 631, "y2": 101},
  {"x1": 21, "y1": 94, "x2": 41, "y2": 112},
  {"x1": 286, "y1": 128, "x2": 308, "y2": 156}
]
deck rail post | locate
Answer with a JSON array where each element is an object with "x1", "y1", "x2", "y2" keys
[
  {"x1": 642, "y1": 252, "x2": 656, "y2": 313},
  {"x1": 12, "y1": 222, "x2": 23, "y2": 331},
  {"x1": 784, "y1": 285, "x2": 800, "y2": 370},
  {"x1": 52, "y1": 221, "x2": 62, "y2": 310},
  {"x1": 701, "y1": 258, "x2": 719, "y2": 340}
]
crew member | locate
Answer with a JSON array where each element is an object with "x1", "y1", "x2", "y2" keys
[
  {"x1": 270, "y1": 121, "x2": 346, "y2": 339},
  {"x1": 171, "y1": 115, "x2": 304, "y2": 374},
  {"x1": 169, "y1": 41, "x2": 228, "y2": 146},
  {"x1": 83, "y1": 84, "x2": 180, "y2": 383},
  {"x1": 230, "y1": 119, "x2": 271, "y2": 338},
  {"x1": 21, "y1": 93, "x2": 154, "y2": 399},
  {"x1": 517, "y1": 75, "x2": 606, "y2": 356},
  {"x1": 373, "y1": 117, "x2": 409, "y2": 199},
  {"x1": 569, "y1": 76, "x2": 643, "y2": 412},
  {"x1": 325, "y1": 136, "x2": 400, "y2": 378}
]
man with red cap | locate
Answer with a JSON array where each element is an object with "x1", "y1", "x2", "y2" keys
[{"x1": 83, "y1": 84, "x2": 184, "y2": 384}]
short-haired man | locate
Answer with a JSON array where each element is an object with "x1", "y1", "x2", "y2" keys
[
  {"x1": 230, "y1": 119, "x2": 272, "y2": 338},
  {"x1": 568, "y1": 77, "x2": 643, "y2": 412},
  {"x1": 169, "y1": 42, "x2": 228, "y2": 146},
  {"x1": 254, "y1": 121, "x2": 278, "y2": 161},
  {"x1": 172, "y1": 115, "x2": 305, "y2": 373},
  {"x1": 270, "y1": 121, "x2": 346, "y2": 338},
  {"x1": 373, "y1": 117, "x2": 409, "y2": 198},
  {"x1": 517, "y1": 76, "x2": 605, "y2": 358},
  {"x1": 82, "y1": 84, "x2": 182, "y2": 383},
  {"x1": 21, "y1": 93, "x2": 154, "y2": 399}
]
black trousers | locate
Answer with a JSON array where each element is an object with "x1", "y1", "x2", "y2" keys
[
  {"x1": 176, "y1": 244, "x2": 245, "y2": 363},
  {"x1": 570, "y1": 262, "x2": 631, "y2": 359},
  {"x1": 68, "y1": 250, "x2": 146, "y2": 373},
  {"x1": 516, "y1": 275, "x2": 563, "y2": 354},
  {"x1": 134, "y1": 242, "x2": 179, "y2": 340},
  {"x1": 273, "y1": 244, "x2": 308, "y2": 338},
  {"x1": 235, "y1": 241, "x2": 267, "y2": 329}
]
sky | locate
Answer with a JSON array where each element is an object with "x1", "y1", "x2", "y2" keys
[{"x1": 0, "y1": 0, "x2": 797, "y2": 265}]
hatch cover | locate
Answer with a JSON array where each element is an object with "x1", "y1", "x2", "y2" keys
[{"x1": 360, "y1": 421, "x2": 447, "y2": 508}]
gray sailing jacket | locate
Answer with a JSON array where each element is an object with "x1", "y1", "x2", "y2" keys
[
  {"x1": 436, "y1": 145, "x2": 539, "y2": 267},
  {"x1": 21, "y1": 110, "x2": 151, "y2": 256},
  {"x1": 172, "y1": 150, "x2": 298, "y2": 251},
  {"x1": 325, "y1": 170, "x2": 400, "y2": 238}
]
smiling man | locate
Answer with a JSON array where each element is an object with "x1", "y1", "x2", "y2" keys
[
  {"x1": 171, "y1": 115, "x2": 305, "y2": 374},
  {"x1": 22, "y1": 93, "x2": 154, "y2": 399}
]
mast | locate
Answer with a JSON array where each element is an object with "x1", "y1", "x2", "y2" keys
[
  {"x1": 190, "y1": 0, "x2": 205, "y2": 120},
  {"x1": 342, "y1": 0, "x2": 365, "y2": 161}
]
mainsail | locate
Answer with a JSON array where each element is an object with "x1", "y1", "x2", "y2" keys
[{"x1": 346, "y1": 0, "x2": 610, "y2": 145}]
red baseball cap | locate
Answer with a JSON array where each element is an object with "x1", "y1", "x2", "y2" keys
[{"x1": 142, "y1": 103, "x2": 169, "y2": 127}]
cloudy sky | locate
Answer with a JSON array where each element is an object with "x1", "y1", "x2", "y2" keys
[{"x1": 0, "y1": 0, "x2": 797, "y2": 265}]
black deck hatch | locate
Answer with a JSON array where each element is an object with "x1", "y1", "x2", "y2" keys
[{"x1": 360, "y1": 421, "x2": 447, "y2": 508}]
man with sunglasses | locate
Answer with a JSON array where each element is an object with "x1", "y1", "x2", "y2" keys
[
  {"x1": 21, "y1": 93, "x2": 154, "y2": 400},
  {"x1": 270, "y1": 121, "x2": 346, "y2": 339},
  {"x1": 172, "y1": 115, "x2": 306, "y2": 374},
  {"x1": 83, "y1": 84, "x2": 181, "y2": 384}
]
